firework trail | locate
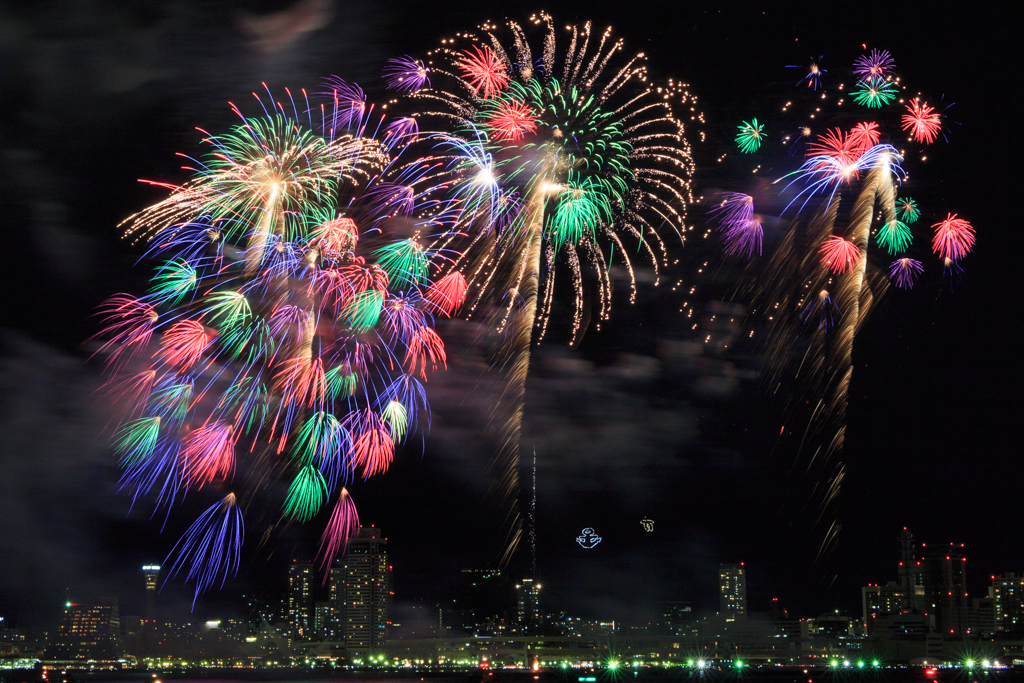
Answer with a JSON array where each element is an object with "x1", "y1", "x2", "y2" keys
[
  {"x1": 708, "y1": 46, "x2": 973, "y2": 559},
  {"x1": 96, "y1": 85, "x2": 450, "y2": 600},
  {"x1": 388, "y1": 14, "x2": 699, "y2": 565}
]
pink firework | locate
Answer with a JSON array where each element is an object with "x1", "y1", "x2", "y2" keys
[
  {"x1": 931, "y1": 213, "x2": 975, "y2": 260},
  {"x1": 889, "y1": 257, "x2": 924, "y2": 289},
  {"x1": 93, "y1": 295, "x2": 159, "y2": 369},
  {"x1": 487, "y1": 100, "x2": 539, "y2": 141},
  {"x1": 182, "y1": 421, "x2": 235, "y2": 486},
  {"x1": 853, "y1": 48, "x2": 896, "y2": 79},
  {"x1": 707, "y1": 192, "x2": 762, "y2": 258},
  {"x1": 317, "y1": 487, "x2": 360, "y2": 572},
  {"x1": 456, "y1": 45, "x2": 509, "y2": 99},
  {"x1": 159, "y1": 319, "x2": 211, "y2": 370},
  {"x1": 426, "y1": 271, "x2": 468, "y2": 316},
  {"x1": 819, "y1": 235, "x2": 862, "y2": 274},
  {"x1": 901, "y1": 99, "x2": 942, "y2": 144}
]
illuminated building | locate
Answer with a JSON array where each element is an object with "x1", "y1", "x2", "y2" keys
[
  {"x1": 719, "y1": 563, "x2": 746, "y2": 618},
  {"x1": 990, "y1": 573, "x2": 1024, "y2": 633},
  {"x1": 337, "y1": 527, "x2": 390, "y2": 652},
  {"x1": 515, "y1": 578, "x2": 541, "y2": 630},
  {"x1": 896, "y1": 528, "x2": 926, "y2": 613},
  {"x1": 287, "y1": 561, "x2": 314, "y2": 639},
  {"x1": 47, "y1": 598, "x2": 121, "y2": 661},
  {"x1": 142, "y1": 565, "x2": 160, "y2": 625},
  {"x1": 919, "y1": 542, "x2": 969, "y2": 637},
  {"x1": 862, "y1": 581, "x2": 904, "y2": 634},
  {"x1": 660, "y1": 601, "x2": 694, "y2": 635}
]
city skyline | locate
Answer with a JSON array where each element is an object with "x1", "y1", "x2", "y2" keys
[{"x1": 0, "y1": 0, "x2": 1017, "y2": 659}]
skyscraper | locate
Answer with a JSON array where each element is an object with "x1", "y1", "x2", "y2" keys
[
  {"x1": 719, "y1": 563, "x2": 747, "y2": 618},
  {"x1": 142, "y1": 565, "x2": 160, "y2": 624},
  {"x1": 897, "y1": 528, "x2": 926, "y2": 613},
  {"x1": 337, "y1": 527, "x2": 390, "y2": 653},
  {"x1": 990, "y1": 573, "x2": 1024, "y2": 634},
  {"x1": 919, "y1": 542, "x2": 969, "y2": 637},
  {"x1": 287, "y1": 561, "x2": 314, "y2": 639},
  {"x1": 515, "y1": 578, "x2": 541, "y2": 630}
]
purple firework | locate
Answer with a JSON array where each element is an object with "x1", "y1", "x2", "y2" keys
[
  {"x1": 853, "y1": 48, "x2": 896, "y2": 80},
  {"x1": 384, "y1": 116, "x2": 419, "y2": 145},
  {"x1": 889, "y1": 257, "x2": 923, "y2": 289},
  {"x1": 319, "y1": 76, "x2": 366, "y2": 130},
  {"x1": 384, "y1": 56, "x2": 431, "y2": 94},
  {"x1": 708, "y1": 192, "x2": 763, "y2": 258}
]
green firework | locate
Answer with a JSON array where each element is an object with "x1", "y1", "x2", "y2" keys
[
  {"x1": 283, "y1": 464, "x2": 328, "y2": 522},
  {"x1": 382, "y1": 400, "x2": 408, "y2": 442},
  {"x1": 150, "y1": 259, "x2": 197, "y2": 304},
  {"x1": 876, "y1": 219, "x2": 912, "y2": 254},
  {"x1": 851, "y1": 77, "x2": 898, "y2": 108},
  {"x1": 372, "y1": 239, "x2": 428, "y2": 288},
  {"x1": 735, "y1": 119, "x2": 765, "y2": 153},
  {"x1": 897, "y1": 197, "x2": 920, "y2": 223},
  {"x1": 339, "y1": 290, "x2": 383, "y2": 333}
]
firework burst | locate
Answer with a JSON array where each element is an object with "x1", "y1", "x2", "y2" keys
[
  {"x1": 395, "y1": 13, "x2": 699, "y2": 565},
  {"x1": 99, "y1": 87, "x2": 450, "y2": 599}
]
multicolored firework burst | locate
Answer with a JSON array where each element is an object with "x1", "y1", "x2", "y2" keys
[
  {"x1": 708, "y1": 45, "x2": 974, "y2": 560},
  {"x1": 97, "y1": 85, "x2": 451, "y2": 600},
  {"x1": 788, "y1": 56, "x2": 826, "y2": 90},
  {"x1": 390, "y1": 13, "x2": 699, "y2": 565}
]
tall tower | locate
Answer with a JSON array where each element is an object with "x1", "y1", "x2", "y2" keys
[
  {"x1": 515, "y1": 578, "x2": 541, "y2": 630},
  {"x1": 287, "y1": 561, "x2": 315, "y2": 639},
  {"x1": 920, "y1": 542, "x2": 969, "y2": 636},
  {"x1": 340, "y1": 527, "x2": 390, "y2": 653},
  {"x1": 719, "y1": 563, "x2": 747, "y2": 618},
  {"x1": 142, "y1": 565, "x2": 160, "y2": 624},
  {"x1": 896, "y1": 528, "x2": 925, "y2": 612}
]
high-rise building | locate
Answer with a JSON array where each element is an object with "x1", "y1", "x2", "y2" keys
[
  {"x1": 142, "y1": 565, "x2": 160, "y2": 624},
  {"x1": 47, "y1": 598, "x2": 121, "y2": 661},
  {"x1": 897, "y1": 528, "x2": 926, "y2": 613},
  {"x1": 719, "y1": 563, "x2": 747, "y2": 618},
  {"x1": 862, "y1": 581, "x2": 904, "y2": 633},
  {"x1": 919, "y1": 542, "x2": 969, "y2": 637},
  {"x1": 337, "y1": 527, "x2": 390, "y2": 653},
  {"x1": 515, "y1": 578, "x2": 541, "y2": 630},
  {"x1": 990, "y1": 573, "x2": 1024, "y2": 634},
  {"x1": 287, "y1": 561, "x2": 314, "y2": 639}
]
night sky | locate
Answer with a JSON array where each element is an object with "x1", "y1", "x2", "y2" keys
[{"x1": 0, "y1": 1, "x2": 1018, "y2": 633}]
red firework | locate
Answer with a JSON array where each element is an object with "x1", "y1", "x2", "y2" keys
[
  {"x1": 902, "y1": 99, "x2": 942, "y2": 144},
  {"x1": 159, "y1": 319, "x2": 211, "y2": 370},
  {"x1": 405, "y1": 326, "x2": 447, "y2": 379},
  {"x1": 487, "y1": 100, "x2": 539, "y2": 141},
  {"x1": 426, "y1": 271, "x2": 468, "y2": 316},
  {"x1": 351, "y1": 420, "x2": 395, "y2": 477},
  {"x1": 819, "y1": 235, "x2": 862, "y2": 274},
  {"x1": 275, "y1": 356, "x2": 327, "y2": 409},
  {"x1": 312, "y1": 216, "x2": 358, "y2": 253},
  {"x1": 931, "y1": 213, "x2": 975, "y2": 260},
  {"x1": 456, "y1": 45, "x2": 509, "y2": 99},
  {"x1": 807, "y1": 128, "x2": 862, "y2": 180},
  {"x1": 848, "y1": 121, "x2": 881, "y2": 153}
]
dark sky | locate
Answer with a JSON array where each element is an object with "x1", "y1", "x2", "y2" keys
[{"x1": 0, "y1": 0, "x2": 1018, "y2": 632}]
